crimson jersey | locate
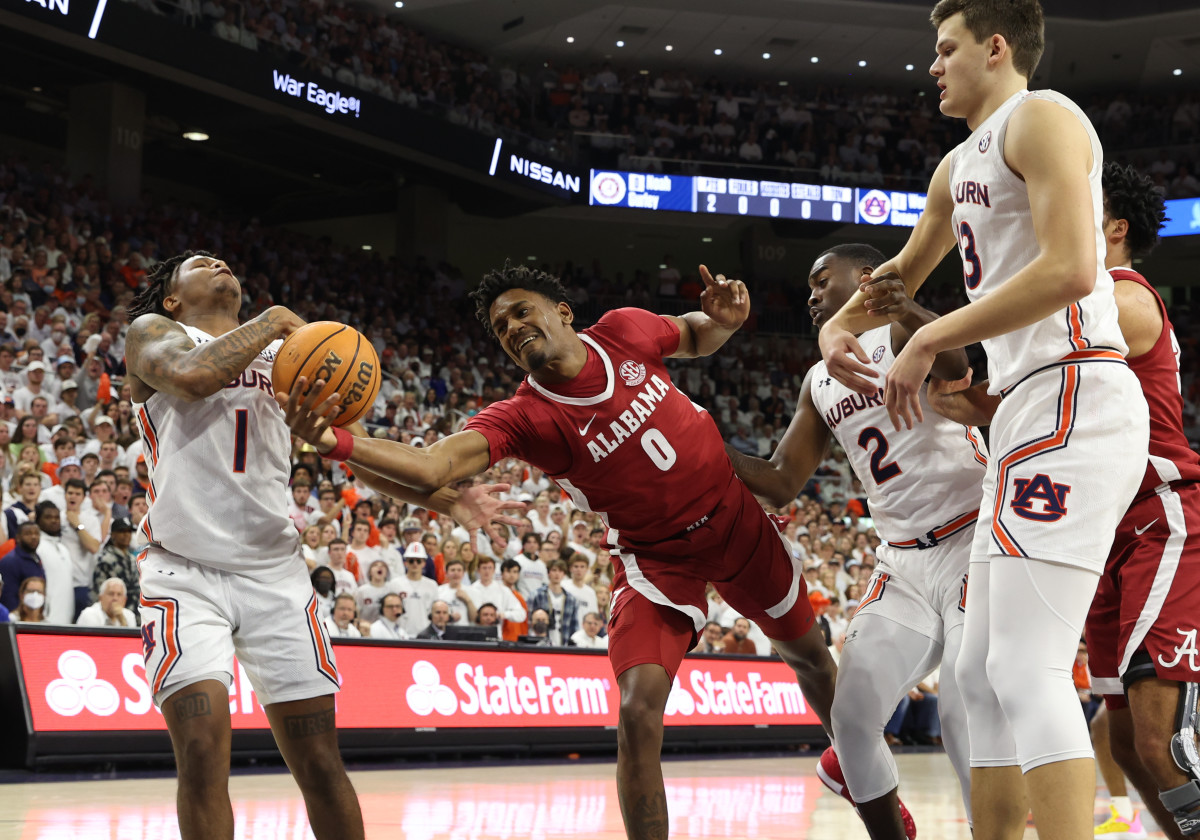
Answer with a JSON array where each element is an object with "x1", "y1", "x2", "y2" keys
[
  {"x1": 1115, "y1": 268, "x2": 1200, "y2": 496},
  {"x1": 467, "y1": 308, "x2": 736, "y2": 544}
]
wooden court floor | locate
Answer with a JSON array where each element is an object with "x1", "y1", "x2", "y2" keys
[{"x1": 0, "y1": 753, "x2": 1170, "y2": 839}]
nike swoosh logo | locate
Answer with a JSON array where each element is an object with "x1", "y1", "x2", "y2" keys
[
  {"x1": 1134, "y1": 519, "x2": 1159, "y2": 535},
  {"x1": 578, "y1": 413, "x2": 597, "y2": 436}
]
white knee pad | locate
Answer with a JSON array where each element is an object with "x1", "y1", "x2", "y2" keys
[
  {"x1": 832, "y1": 613, "x2": 940, "y2": 802},
  {"x1": 984, "y1": 558, "x2": 1099, "y2": 772},
  {"x1": 955, "y1": 560, "x2": 1018, "y2": 766}
]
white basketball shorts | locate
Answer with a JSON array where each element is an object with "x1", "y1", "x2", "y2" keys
[{"x1": 139, "y1": 545, "x2": 340, "y2": 707}]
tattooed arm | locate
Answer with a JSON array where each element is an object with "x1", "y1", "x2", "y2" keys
[{"x1": 126, "y1": 306, "x2": 304, "y2": 402}]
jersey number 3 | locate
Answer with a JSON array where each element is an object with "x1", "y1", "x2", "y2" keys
[
  {"x1": 960, "y1": 221, "x2": 982, "y2": 290},
  {"x1": 858, "y1": 427, "x2": 901, "y2": 484}
]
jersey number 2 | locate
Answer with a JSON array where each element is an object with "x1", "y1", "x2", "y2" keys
[
  {"x1": 233, "y1": 409, "x2": 248, "y2": 473},
  {"x1": 858, "y1": 427, "x2": 901, "y2": 484}
]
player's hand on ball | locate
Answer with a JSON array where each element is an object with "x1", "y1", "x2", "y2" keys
[
  {"x1": 698, "y1": 264, "x2": 749, "y2": 329},
  {"x1": 861, "y1": 271, "x2": 913, "y2": 321},
  {"x1": 451, "y1": 483, "x2": 529, "y2": 531},
  {"x1": 276, "y1": 375, "x2": 341, "y2": 453},
  {"x1": 259, "y1": 305, "x2": 307, "y2": 339}
]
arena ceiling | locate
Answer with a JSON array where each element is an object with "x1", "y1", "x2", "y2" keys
[{"x1": 395, "y1": 0, "x2": 1200, "y2": 91}]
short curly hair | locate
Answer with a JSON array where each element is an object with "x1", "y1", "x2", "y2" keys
[
  {"x1": 1102, "y1": 163, "x2": 1167, "y2": 259},
  {"x1": 469, "y1": 261, "x2": 573, "y2": 338}
]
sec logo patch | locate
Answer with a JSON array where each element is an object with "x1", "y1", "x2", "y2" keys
[
  {"x1": 619, "y1": 360, "x2": 646, "y2": 387},
  {"x1": 872, "y1": 346, "x2": 886, "y2": 363},
  {"x1": 979, "y1": 131, "x2": 992, "y2": 153}
]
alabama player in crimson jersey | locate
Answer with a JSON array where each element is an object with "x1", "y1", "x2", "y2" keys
[
  {"x1": 930, "y1": 165, "x2": 1199, "y2": 839},
  {"x1": 278, "y1": 261, "x2": 839, "y2": 840}
]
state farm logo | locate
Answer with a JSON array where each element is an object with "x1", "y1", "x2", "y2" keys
[
  {"x1": 45, "y1": 650, "x2": 121, "y2": 716},
  {"x1": 406, "y1": 660, "x2": 458, "y2": 716},
  {"x1": 404, "y1": 659, "x2": 612, "y2": 717},
  {"x1": 663, "y1": 669, "x2": 808, "y2": 717}
]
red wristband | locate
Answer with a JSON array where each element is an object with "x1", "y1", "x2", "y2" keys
[{"x1": 325, "y1": 427, "x2": 355, "y2": 461}]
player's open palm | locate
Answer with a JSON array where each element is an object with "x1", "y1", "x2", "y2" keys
[
  {"x1": 277, "y1": 375, "x2": 340, "y2": 452},
  {"x1": 698, "y1": 264, "x2": 749, "y2": 330},
  {"x1": 451, "y1": 483, "x2": 529, "y2": 531}
]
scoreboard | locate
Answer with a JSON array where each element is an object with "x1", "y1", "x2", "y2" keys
[{"x1": 696, "y1": 177, "x2": 854, "y2": 223}]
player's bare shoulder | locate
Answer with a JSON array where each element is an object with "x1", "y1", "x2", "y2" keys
[{"x1": 125, "y1": 313, "x2": 194, "y2": 402}]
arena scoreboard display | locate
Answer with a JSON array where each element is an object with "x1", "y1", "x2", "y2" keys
[{"x1": 697, "y1": 177, "x2": 854, "y2": 223}]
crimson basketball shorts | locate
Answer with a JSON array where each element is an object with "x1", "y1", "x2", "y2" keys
[
  {"x1": 139, "y1": 545, "x2": 340, "y2": 707},
  {"x1": 1085, "y1": 479, "x2": 1200, "y2": 709},
  {"x1": 607, "y1": 478, "x2": 814, "y2": 681}
]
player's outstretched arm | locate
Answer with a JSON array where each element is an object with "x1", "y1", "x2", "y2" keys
[
  {"x1": 340, "y1": 423, "x2": 526, "y2": 530},
  {"x1": 666, "y1": 265, "x2": 749, "y2": 358},
  {"x1": 725, "y1": 369, "x2": 832, "y2": 508},
  {"x1": 127, "y1": 306, "x2": 304, "y2": 401},
  {"x1": 278, "y1": 377, "x2": 493, "y2": 493},
  {"x1": 926, "y1": 370, "x2": 1000, "y2": 427},
  {"x1": 819, "y1": 156, "x2": 958, "y2": 393},
  {"x1": 861, "y1": 274, "x2": 968, "y2": 382}
]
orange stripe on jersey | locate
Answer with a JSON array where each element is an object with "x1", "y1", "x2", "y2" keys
[
  {"x1": 140, "y1": 595, "x2": 180, "y2": 695},
  {"x1": 306, "y1": 596, "x2": 339, "y2": 686},
  {"x1": 852, "y1": 572, "x2": 890, "y2": 618},
  {"x1": 991, "y1": 365, "x2": 1079, "y2": 556},
  {"x1": 138, "y1": 407, "x2": 160, "y2": 465},
  {"x1": 1061, "y1": 348, "x2": 1124, "y2": 363},
  {"x1": 965, "y1": 427, "x2": 987, "y2": 467},
  {"x1": 146, "y1": 479, "x2": 156, "y2": 504},
  {"x1": 141, "y1": 514, "x2": 155, "y2": 544},
  {"x1": 1067, "y1": 303, "x2": 1088, "y2": 351},
  {"x1": 888, "y1": 509, "x2": 979, "y2": 549}
]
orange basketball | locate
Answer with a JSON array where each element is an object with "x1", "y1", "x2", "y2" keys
[{"x1": 272, "y1": 321, "x2": 381, "y2": 428}]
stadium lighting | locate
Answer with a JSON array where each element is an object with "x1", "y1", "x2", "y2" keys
[
  {"x1": 714, "y1": 49, "x2": 723, "y2": 56},
  {"x1": 361, "y1": 245, "x2": 372, "y2": 250},
  {"x1": 1174, "y1": 68, "x2": 1183, "y2": 76},
  {"x1": 616, "y1": 40, "x2": 624, "y2": 47},
  {"x1": 858, "y1": 60, "x2": 867, "y2": 67},
  {"x1": 702, "y1": 237, "x2": 713, "y2": 243},
  {"x1": 906, "y1": 64, "x2": 914, "y2": 71},
  {"x1": 393, "y1": 1, "x2": 402, "y2": 7},
  {"x1": 566, "y1": 36, "x2": 575, "y2": 44},
  {"x1": 182, "y1": 131, "x2": 209, "y2": 142},
  {"x1": 762, "y1": 52, "x2": 771, "y2": 60},
  {"x1": 810, "y1": 56, "x2": 819, "y2": 63},
  {"x1": 665, "y1": 45, "x2": 673, "y2": 51}
]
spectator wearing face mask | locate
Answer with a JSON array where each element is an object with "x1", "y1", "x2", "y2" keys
[{"x1": 10, "y1": 576, "x2": 46, "y2": 623}]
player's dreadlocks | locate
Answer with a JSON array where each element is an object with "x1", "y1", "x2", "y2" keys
[
  {"x1": 470, "y1": 260, "x2": 573, "y2": 337},
  {"x1": 127, "y1": 250, "x2": 214, "y2": 320},
  {"x1": 1102, "y1": 163, "x2": 1167, "y2": 259}
]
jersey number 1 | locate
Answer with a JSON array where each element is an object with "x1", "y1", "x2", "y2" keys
[
  {"x1": 233, "y1": 409, "x2": 248, "y2": 473},
  {"x1": 858, "y1": 427, "x2": 901, "y2": 484}
]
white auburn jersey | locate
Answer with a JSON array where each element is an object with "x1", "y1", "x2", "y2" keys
[
  {"x1": 948, "y1": 89, "x2": 1125, "y2": 394},
  {"x1": 809, "y1": 326, "x2": 988, "y2": 545},
  {"x1": 133, "y1": 324, "x2": 299, "y2": 572}
]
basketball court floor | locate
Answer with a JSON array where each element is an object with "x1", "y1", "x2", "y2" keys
[{"x1": 0, "y1": 752, "x2": 1170, "y2": 839}]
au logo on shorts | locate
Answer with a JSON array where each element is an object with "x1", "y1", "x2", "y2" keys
[{"x1": 1010, "y1": 473, "x2": 1071, "y2": 522}]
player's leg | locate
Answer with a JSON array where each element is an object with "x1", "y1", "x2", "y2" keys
[
  {"x1": 1128, "y1": 676, "x2": 1200, "y2": 836},
  {"x1": 140, "y1": 550, "x2": 239, "y2": 840},
  {"x1": 831, "y1": 611, "x2": 942, "y2": 840},
  {"x1": 986, "y1": 556, "x2": 1101, "y2": 840},
  {"x1": 955, "y1": 558, "x2": 1027, "y2": 840},
  {"x1": 1107, "y1": 700, "x2": 1189, "y2": 840},
  {"x1": 229, "y1": 559, "x2": 364, "y2": 839},
  {"x1": 265, "y1": 694, "x2": 364, "y2": 840},
  {"x1": 160, "y1": 679, "x2": 236, "y2": 840},
  {"x1": 937, "y1": 607, "x2": 972, "y2": 818},
  {"x1": 607, "y1": 589, "x2": 697, "y2": 840}
]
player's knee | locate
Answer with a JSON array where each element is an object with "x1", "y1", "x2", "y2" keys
[
  {"x1": 288, "y1": 745, "x2": 349, "y2": 792},
  {"x1": 172, "y1": 730, "x2": 229, "y2": 785},
  {"x1": 618, "y1": 693, "x2": 665, "y2": 747}
]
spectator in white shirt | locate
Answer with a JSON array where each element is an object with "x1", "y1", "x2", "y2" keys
[
  {"x1": 562, "y1": 553, "x2": 600, "y2": 617},
  {"x1": 324, "y1": 593, "x2": 362, "y2": 638},
  {"x1": 76, "y1": 577, "x2": 137, "y2": 627},
  {"x1": 324, "y1": 539, "x2": 358, "y2": 595},
  {"x1": 287, "y1": 479, "x2": 315, "y2": 533},
  {"x1": 436, "y1": 558, "x2": 476, "y2": 625},
  {"x1": 395, "y1": 542, "x2": 439, "y2": 637},
  {"x1": 466, "y1": 556, "x2": 526, "y2": 635},
  {"x1": 368, "y1": 592, "x2": 410, "y2": 640},
  {"x1": 570, "y1": 612, "x2": 608, "y2": 649}
]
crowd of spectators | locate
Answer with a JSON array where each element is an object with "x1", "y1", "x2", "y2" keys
[{"x1": 131, "y1": 0, "x2": 1200, "y2": 195}]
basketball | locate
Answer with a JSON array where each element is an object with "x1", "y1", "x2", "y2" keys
[{"x1": 272, "y1": 321, "x2": 381, "y2": 427}]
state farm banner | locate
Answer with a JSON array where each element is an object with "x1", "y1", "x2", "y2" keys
[{"x1": 16, "y1": 632, "x2": 819, "y2": 733}]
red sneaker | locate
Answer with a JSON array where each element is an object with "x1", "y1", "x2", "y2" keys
[{"x1": 816, "y1": 746, "x2": 918, "y2": 839}]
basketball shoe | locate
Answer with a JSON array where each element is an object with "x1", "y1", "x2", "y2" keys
[
  {"x1": 817, "y1": 746, "x2": 917, "y2": 839},
  {"x1": 1094, "y1": 804, "x2": 1147, "y2": 839}
]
